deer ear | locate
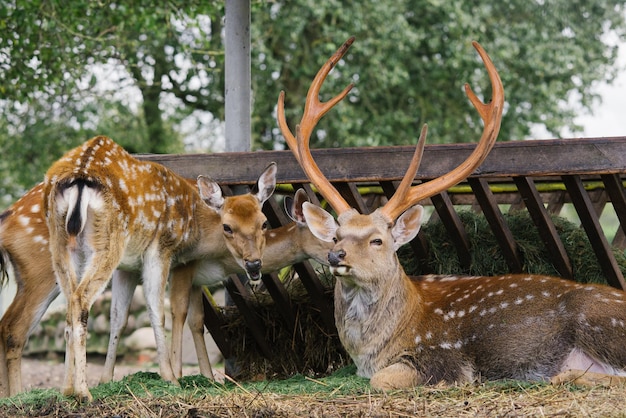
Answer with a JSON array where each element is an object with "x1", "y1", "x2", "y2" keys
[
  {"x1": 391, "y1": 205, "x2": 424, "y2": 250},
  {"x1": 285, "y1": 189, "x2": 308, "y2": 224},
  {"x1": 197, "y1": 175, "x2": 224, "y2": 211},
  {"x1": 301, "y1": 202, "x2": 337, "y2": 242},
  {"x1": 253, "y1": 162, "x2": 277, "y2": 204}
]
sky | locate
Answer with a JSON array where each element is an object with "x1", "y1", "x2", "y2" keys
[{"x1": 533, "y1": 40, "x2": 626, "y2": 140}]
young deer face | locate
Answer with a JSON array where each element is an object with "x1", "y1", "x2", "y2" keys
[{"x1": 220, "y1": 194, "x2": 269, "y2": 282}]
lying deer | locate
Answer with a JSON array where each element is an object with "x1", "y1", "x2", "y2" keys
[
  {"x1": 278, "y1": 37, "x2": 626, "y2": 390},
  {"x1": 100, "y1": 188, "x2": 332, "y2": 382},
  {"x1": 41, "y1": 136, "x2": 276, "y2": 401}
]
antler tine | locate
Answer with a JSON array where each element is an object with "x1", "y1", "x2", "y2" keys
[
  {"x1": 379, "y1": 41, "x2": 505, "y2": 222},
  {"x1": 277, "y1": 37, "x2": 355, "y2": 214}
]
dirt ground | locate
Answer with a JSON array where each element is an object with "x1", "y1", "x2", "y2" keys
[{"x1": 19, "y1": 353, "x2": 212, "y2": 393}]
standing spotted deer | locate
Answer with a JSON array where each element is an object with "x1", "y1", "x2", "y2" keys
[
  {"x1": 100, "y1": 188, "x2": 332, "y2": 382},
  {"x1": 42, "y1": 136, "x2": 276, "y2": 401},
  {"x1": 279, "y1": 37, "x2": 626, "y2": 389},
  {"x1": 0, "y1": 185, "x2": 326, "y2": 397}
]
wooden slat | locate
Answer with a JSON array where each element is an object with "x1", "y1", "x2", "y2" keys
[
  {"x1": 201, "y1": 289, "x2": 232, "y2": 359},
  {"x1": 562, "y1": 175, "x2": 626, "y2": 290},
  {"x1": 260, "y1": 272, "x2": 295, "y2": 331},
  {"x1": 601, "y1": 174, "x2": 626, "y2": 249},
  {"x1": 468, "y1": 178, "x2": 523, "y2": 273},
  {"x1": 430, "y1": 192, "x2": 472, "y2": 270},
  {"x1": 334, "y1": 182, "x2": 370, "y2": 214},
  {"x1": 293, "y1": 262, "x2": 335, "y2": 329},
  {"x1": 513, "y1": 176, "x2": 573, "y2": 279},
  {"x1": 223, "y1": 275, "x2": 273, "y2": 358},
  {"x1": 136, "y1": 137, "x2": 626, "y2": 185}
]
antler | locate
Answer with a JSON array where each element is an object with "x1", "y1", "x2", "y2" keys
[
  {"x1": 378, "y1": 41, "x2": 505, "y2": 222},
  {"x1": 277, "y1": 37, "x2": 355, "y2": 215},
  {"x1": 279, "y1": 39, "x2": 504, "y2": 221}
]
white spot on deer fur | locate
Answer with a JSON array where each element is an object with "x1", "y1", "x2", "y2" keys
[
  {"x1": 479, "y1": 309, "x2": 487, "y2": 317},
  {"x1": 457, "y1": 310, "x2": 466, "y2": 318},
  {"x1": 611, "y1": 318, "x2": 625, "y2": 328},
  {"x1": 500, "y1": 302, "x2": 509, "y2": 309},
  {"x1": 415, "y1": 335, "x2": 422, "y2": 344},
  {"x1": 18, "y1": 215, "x2": 30, "y2": 227},
  {"x1": 33, "y1": 235, "x2": 47, "y2": 244},
  {"x1": 509, "y1": 282, "x2": 518, "y2": 288},
  {"x1": 444, "y1": 311, "x2": 456, "y2": 321},
  {"x1": 119, "y1": 179, "x2": 128, "y2": 193},
  {"x1": 30, "y1": 204, "x2": 40, "y2": 213},
  {"x1": 489, "y1": 307, "x2": 497, "y2": 314},
  {"x1": 514, "y1": 297, "x2": 524, "y2": 305},
  {"x1": 525, "y1": 294, "x2": 535, "y2": 300},
  {"x1": 542, "y1": 291, "x2": 551, "y2": 297},
  {"x1": 524, "y1": 276, "x2": 532, "y2": 281},
  {"x1": 425, "y1": 332, "x2": 433, "y2": 340},
  {"x1": 434, "y1": 308, "x2": 444, "y2": 316},
  {"x1": 469, "y1": 305, "x2": 477, "y2": 313},
  {"x1": 496, "y1": 289, "x2": 504, "y2": 295}
]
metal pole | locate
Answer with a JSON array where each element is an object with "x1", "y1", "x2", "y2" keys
[
  {"x1": 223, "y1": 0, "x2": 251, "y2": 379},
  {"x1": 224, "y1": 0, "x2": 251, "y2": 153}
]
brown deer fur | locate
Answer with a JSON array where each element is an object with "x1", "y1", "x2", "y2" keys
[{"x1": 42, "y1": 136, "x2": 275, "y2": 401}]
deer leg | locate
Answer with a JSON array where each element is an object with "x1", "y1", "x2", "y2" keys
[
  {"x1": 187, "y1": 285, "x2": 215, "y2": 379},
  {"x1": 551, "y1": 369, "x2": 626, "y2": 387},
  {"x1": 370, "y1": 362, "x2": 421, "y2": 391},
  {"x1": 1, "y1": 277, "x2": 59, "y2": 396},
  {"x1": 141, "y1": 247, "x2": 177, "y2": 385},
  {"x1": 169, "y1": 264, "x2": 194, "y2": 378},
  {"x1": 101, "y1": 269, "x2": 140, "y2": 383}
]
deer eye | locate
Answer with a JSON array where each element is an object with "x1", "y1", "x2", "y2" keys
[
  {"x1": 262, "y1": 220, "x2": 269, "y2": 230},
  {"x1": 370, "y1": 238, "x2": 383, "y2": 246},
  {"x1": 223, "y1": 224, "x2": 233, "y2": 235}
]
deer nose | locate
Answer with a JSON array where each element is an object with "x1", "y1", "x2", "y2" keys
[
  {"x1": 245, "y1": 259, "x2": 262, "y2": 272},
  {"x1": 328, "y1": 249, "x2": 346, "y2": 266}
]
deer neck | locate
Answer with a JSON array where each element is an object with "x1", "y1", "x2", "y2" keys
[
  {"x1": 334, "y1": 259, "x2": 421, "y2": 376},
  {"x1": 172, "y1": 197, "x2": 228, "y2": 265}
]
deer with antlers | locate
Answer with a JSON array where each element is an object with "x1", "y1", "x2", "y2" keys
[
  {"x1": 41, "y1": 136, "x2": 276, "y2": 401},
  {"x1": 278, "y1": 37, "x2": 626, "y2": 389}
]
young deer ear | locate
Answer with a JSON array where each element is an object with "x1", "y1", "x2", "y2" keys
[
  {"x1": 391, "y1": 205, "x2": 424, "y2": 250},
  {"x1": 285, "y1": 188, "x2": 308, "y2": 225},
  {"x1": 197, "y1": 176, "x2": 224, "y2": 211},
  {"x1": 301, "y1": 202, "x2": 337, "y2": 242},
  {"x1": 253, "y1": 162, "x2": 277, "y2": 204}
]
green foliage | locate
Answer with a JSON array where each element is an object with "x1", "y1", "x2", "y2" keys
[
  {"x1": 252, "y1": 0, "x2": 626, "y2": 150},
  {"x1": 1, "y1": 0, "x2": 626, "y2": 202}
]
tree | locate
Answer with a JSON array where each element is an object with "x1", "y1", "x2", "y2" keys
[
  {"x1": 0, "y1": 0, "x2": 223, "y2": 153},
  {"x1": 251, "y1": 0, "x2": 626, "y2": 149},
  {"x1": 1, "y1": 0, "x2": 625, "y2": 202}
]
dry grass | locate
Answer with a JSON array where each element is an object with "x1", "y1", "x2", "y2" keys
[{"x1": 2, "y1": 368, "x2": 626, "y2": 417}]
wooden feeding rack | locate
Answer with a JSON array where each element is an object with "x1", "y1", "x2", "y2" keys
[{"x1": 138, "y1": 136, "x2": 626, "y2": 366}]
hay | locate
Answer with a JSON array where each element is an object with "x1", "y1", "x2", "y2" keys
[
  {"x1": 400, "y1": 210, "x2": 626, "y2": 284},
  {"x1": 3, "y1": 366, "x2": 626, "y2": 417},
  {"x1": 221, "y1": 270, "x2": 350, "y2": 382},
  {"x1": 221, "y1": 211, "x2": 626, "y2": 381}
]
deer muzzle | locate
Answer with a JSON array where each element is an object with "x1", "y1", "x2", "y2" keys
[
  {"x1": 328, "y1": 249, "x2": 350, "y2": 276},
  {"x1": 245, "y1": 258, "x2": 263, "y2": 282}
]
